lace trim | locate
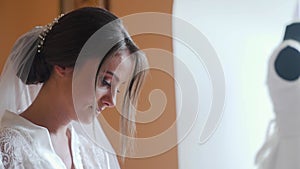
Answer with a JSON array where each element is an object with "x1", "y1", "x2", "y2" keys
[
  {"x1": 0, "y1": 127, "x2": 36, "y2": 168},
  {"x1": 0, "y1": 127, "x2": 112, "y2": 169}
]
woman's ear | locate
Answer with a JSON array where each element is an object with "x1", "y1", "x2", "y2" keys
[{"x1": 53, "y1": 65, "x2": 73, "y2": 77}]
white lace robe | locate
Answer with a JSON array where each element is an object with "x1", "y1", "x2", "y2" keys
[{"x1": 0, "y1": 111, "x2": 120, "y2": 169}]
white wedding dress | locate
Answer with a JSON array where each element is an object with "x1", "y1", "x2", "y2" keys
[
  {"x1": 0, "y1": 110, "x2": 120, "y2": 169},
  {"x1": 256, "y1": 39, "x2": 300, "y2": 169}
]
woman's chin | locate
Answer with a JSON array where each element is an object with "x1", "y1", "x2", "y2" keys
[
  {"x1": 75, "y1": 110, "x2": 98, "y2": 124},
  {"x1": 76, "y1": 116, "x2": 94, "y2": 124},
  {"x1": 74, "y1": 105, "x2": 102, "y2": 123}
]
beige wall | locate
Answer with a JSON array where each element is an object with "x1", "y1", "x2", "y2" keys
[
  {"x1": 105, "y1": 1, "x2": 178, "y2": 169},
  {"x1": 0, "y1": 1, "x2": 59, "y2": 72}
]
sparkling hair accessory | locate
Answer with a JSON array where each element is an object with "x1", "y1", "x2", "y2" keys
[{"x1": 37, "y1": 14, "x2": 64, "y2": 53}]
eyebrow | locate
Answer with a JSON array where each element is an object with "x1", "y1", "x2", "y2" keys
[{"x1": 106, "y1": 71, "x2": 120, "y2": 82}]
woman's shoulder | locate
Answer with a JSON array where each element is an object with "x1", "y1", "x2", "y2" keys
[
  {"x1": 0, "y1": 111, "x2": 34, "y2": 145},
  {"x1": 0, "y1": 127, "x2": 34, "y2": 168},
  {"x1": 0, "y1": 127, "x2": 33, "y2": 154},
  {"x1": 0, "y1": 111, "x2": 42, "y2": 151},
  {"x1": 0, "y1": 127, "x2": 28, "y2": 140}
]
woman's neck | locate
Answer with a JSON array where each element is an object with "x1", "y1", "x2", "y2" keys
[{"x1": 20, "y1": 81, "x2": 73, "y2": 134}]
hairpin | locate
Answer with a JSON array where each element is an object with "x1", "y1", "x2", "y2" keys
[{"x1": 37, "y1": 14, "x2": 64, "y2": 53}]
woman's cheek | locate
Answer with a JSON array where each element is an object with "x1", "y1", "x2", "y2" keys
[{"x1": 95, "y1": 87, "x2": 108, "y2": 100}]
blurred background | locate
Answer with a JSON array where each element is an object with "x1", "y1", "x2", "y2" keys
[{"x1": 0, "y1": 0, "x2": 298, "y2": 169}]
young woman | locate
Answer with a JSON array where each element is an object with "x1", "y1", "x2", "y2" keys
[{"x1": 0, "y1": 7, "x2": 148, "y2": 169}]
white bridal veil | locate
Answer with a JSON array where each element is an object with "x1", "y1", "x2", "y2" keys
[{"x1": 0, "y1": 27, "x2": 43, "y2": 114}]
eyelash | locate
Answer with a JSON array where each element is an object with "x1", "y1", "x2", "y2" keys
[
  {"x1": 101, "y1": 79, "x2": 111, "y2": 87},
  {"x1": 101, "y1": 79, "x2": 120, "y2": 93}
]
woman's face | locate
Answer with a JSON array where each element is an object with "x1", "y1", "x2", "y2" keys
[
  {"x1": 95, "y1": 50, "x2": 134, "y2": 114},
  {"x1": 69, "y1": 49, "x2": 134, "y2": 123}
]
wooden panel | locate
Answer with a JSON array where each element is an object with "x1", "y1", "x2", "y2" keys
[
  {"x1": 60, "y1": 0, "x2": 108, "y2": 13},
  {"x1": 0, "y1": 0, "x2": 59, "y2": 73}
]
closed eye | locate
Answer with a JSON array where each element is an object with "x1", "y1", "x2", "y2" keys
[
  {"x1": 101, "y1": 79, "x2": 120, "y2": 93},
  {"x1": 102, "y1": 79, "x2": 111, "y2": 87}
]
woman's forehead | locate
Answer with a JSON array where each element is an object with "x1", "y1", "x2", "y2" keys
[{"x1": 99, "y1": 52, "x2": 134, "y2": 82}]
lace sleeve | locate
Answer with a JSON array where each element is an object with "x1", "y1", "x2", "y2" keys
[
  {"x1": 0, "y1": 155, "x2": 4, "y2": 169},
  {"x1": 0, "y1": 127, "x2": 31, "y2": 169}
]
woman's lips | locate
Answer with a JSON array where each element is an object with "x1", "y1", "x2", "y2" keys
[{"x1": 95, "y1": 107, "x2": 105, "y2": 115}]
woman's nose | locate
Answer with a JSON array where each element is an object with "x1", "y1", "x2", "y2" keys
[{"x1": 102, "y1": 90, "x2": 116, "y2": 107}]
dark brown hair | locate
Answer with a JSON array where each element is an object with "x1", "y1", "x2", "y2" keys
[{"x1": 24, "y1": 7, "x2": 119, "y2": 84}]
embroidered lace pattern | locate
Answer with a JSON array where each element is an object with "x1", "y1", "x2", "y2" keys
[{"x1": 0, "y1": 127, "x2": 44, "y2": 169}]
